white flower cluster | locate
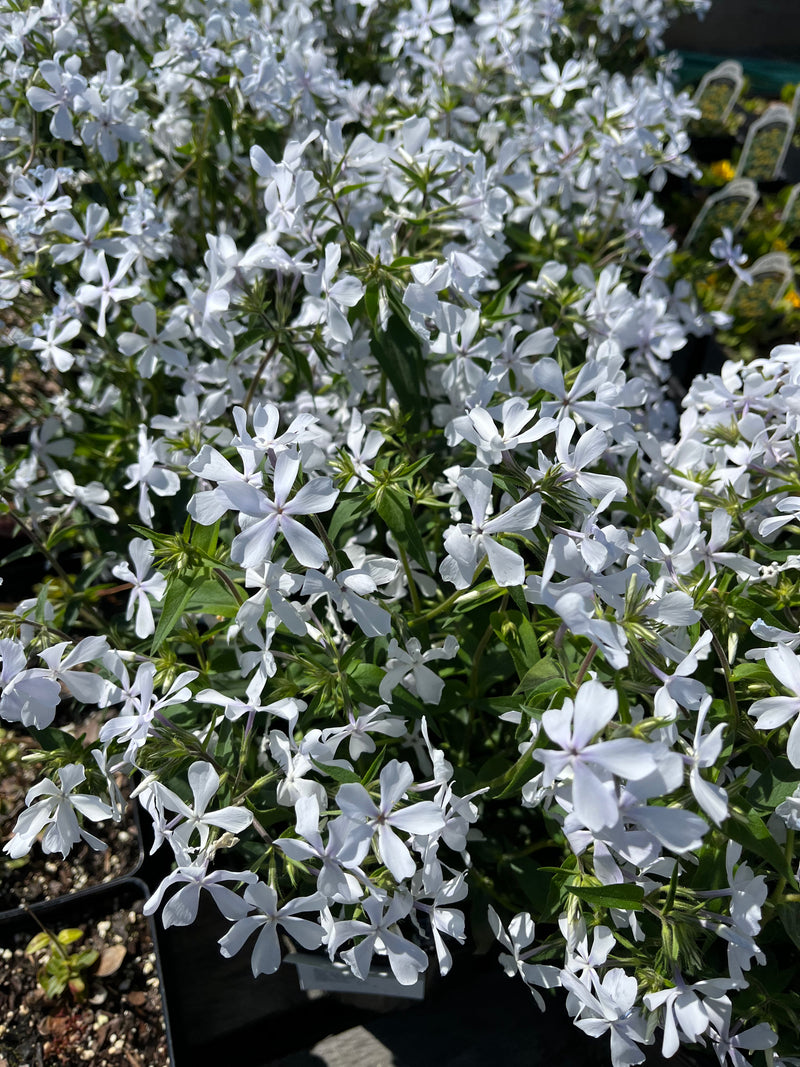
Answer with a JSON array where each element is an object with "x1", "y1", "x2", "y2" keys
[{"x1": 4, "y1": 0, "x2": 800, "y2": 1064}]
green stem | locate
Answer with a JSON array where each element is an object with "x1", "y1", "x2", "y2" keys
[
  {"x1": 706, "y1": 624, "x2": 744, "y2": 733},
  {"x1": 415, "y1": 559, "x2": 488, "y2": 624},
  {"x1": 213, "y1": 568, "x2": 245, "y2": 605},
  {"x1": 20, "y1": 902, "x2": 68, "y2": 961},
  {"x1": 398, "y1": 543, "x2": 421, "y2": 614},
  {"x1": 773, "y1": 828, "x2": 796, "y2": 905},
  {"x1": 242, "y1": 336, "x2": 280, "y2": 413},
  {"x1": 573, "y1": 642, "x2": 598, "y2": 688},
  {"x1": 21, "y1": 110, "x2": 37, "y2": 175}
]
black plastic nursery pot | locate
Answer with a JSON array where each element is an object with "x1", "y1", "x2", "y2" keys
[
  {"x1": 0, "y1": 875, "x2": 175, "y2": 1066},
  {"x1": 147, "y1": 886, "x2": 719, "y2": 1067}
]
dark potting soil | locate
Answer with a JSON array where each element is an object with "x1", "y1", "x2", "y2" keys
[{"x1": 0, "y1": 898, "x2": 169, "y2": 1067}]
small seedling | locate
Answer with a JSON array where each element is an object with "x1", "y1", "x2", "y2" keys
[{"x1": 24, "y1": 917, "x2": 99, "y2": 1001}]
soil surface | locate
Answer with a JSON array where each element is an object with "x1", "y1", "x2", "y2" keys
[
  {"x1": 0, "y1": 729, "x2": 141, "y2": 913},
  {"x1": 0, "y1": 898, "x2": 169, "y2": 1067}
]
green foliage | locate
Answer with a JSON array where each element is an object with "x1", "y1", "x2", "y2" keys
[{"x1": 25, "y1": 926, "x2": 99, "y2": 1001}]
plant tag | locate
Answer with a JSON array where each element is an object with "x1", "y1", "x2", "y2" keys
[
  {"x1": 782, "y1": 184, "x2": 800, "y2": 231},
  {"x1": 736, "y1": 104, "x2": 795, "y2": 181},
  {"x1": 791, "y1": 84, "x2": 800, "y2": 125},
  {"x1": 684, "y1": 179, "x2": 758, "y2": 250},
  {"x1": 692, "y1": 60, "x2": 744, "y2": 123},
  {"x1": 724, "y1": 252, "x2": 794, "y2": 314},
  {"x1": 287, "y1": 953, "x2": 426, "y2": 1000}
]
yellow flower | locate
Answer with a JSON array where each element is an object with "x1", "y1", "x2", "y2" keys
[
  {"x1": 709, "y1": 160, "x2": 735, "y2": 182},
  {"x1": 786, "y1": 289, "x2": 800, "y2": 309}
]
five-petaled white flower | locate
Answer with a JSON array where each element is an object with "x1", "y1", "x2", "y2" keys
[
  {"x1": 534, "y1": 680, "x2": 658, "y2": 832},
  {"x1": 223, "y1": 451, "x2": 338, "y2": 570},
  {"x1": 4, "y1": 764, "x2": 114, "y2": 859},
  {"x1": 219, "y1": 881, "x2": 325, "y2": 976},
  {"x1": 337, "y1": 760, "x2": 445, "y2": 881}
]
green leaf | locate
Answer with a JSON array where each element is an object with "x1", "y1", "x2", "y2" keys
[
  {"x1": 363, "y1": 283, "x2": 380, "y2": 329},
  {"x1": 56, "y1": 929, "x2": 84, "y2": 947},
  {"x1": 516, "y1": 656, "x2": 563, "y2": 694},
  {"x1": 347, "y1": 661, "x2": 385, "y2": 696},
  {"x1": 482, "y1": 275, "x2": 521, "y2": 320},
  {"x1": 42, "y1": 972, "x2": 67, "y2": 999},
  {"x1": 150, "y1": 572, "x2": 195, "y2": 653},
  {"x1": 452, "y1": 580, "x2": 507, "y2": 615},
  {"x1": 184, "y1": 576, "x2": 241, "y2": 617},
  {"x1": 310, "y1": 757, "x2": 361, "y2": 784},
  {"x1": 487, "y1": 750, "x2": 537, "y2": 800},
  {"x1": 25, "y1": 932, "x2": 52, "y2": 954},
  {"x1": 28, "y1": 725, "x2": 84, "y2": 754},
  {"x1": 1, "y1": 541, "x2": 38, "y2": 566},
  {"x1": 491, "y1": 610, "x2": 541, "y2": 682},
  {"x1": 565, "y1": 882, "x2": 645, "y2": 911},
  {"x1": 71, "y1": 949, "x2": 98, "y2": 969},
  {"x1": 511, "y1": 859, "x2": 559, "y2": 915},
  {"x1": 376, "y1": 486, "x2": 430, "y2": 572},
  {"x1": 749, "y1": 758, "x2": 800, "y2": 811},
  {"x1": 191, "y1": 518, "x2": 220, "y2": 559},
  {"x1": 731, "y1": 661, "x2": 772, "y2": 682},
  {"x1": 779, "y1": 902, "x2": 800, "y2": 952},
  {"x1": 337, "y1": 182, "x2": 370, "y2": 197},
  {"x1": 507, "y1": 583, "x2": 529, "y2": 614},
  {"x1": 211, "y1": 96, "x2": 234, "y2": 149},
  {"x1": 369, "y1": 315, "x2": 426, "y2": 430},
  {"x1": 727, "y1": 807, "x2": 799, "y2": 889},
  {"x1": 329, "y1": 493, "x2": 365, "y2": 545},
  {"x1": 360, "y1": 747, "x2": 387, "y2": 786}
]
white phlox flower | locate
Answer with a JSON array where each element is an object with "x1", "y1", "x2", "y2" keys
[
  {"x1": 441, "y1": 468, "x2": 542, "y2": 589},
  {"x1": 447, "y1": 398, "x2": 555, "y2": 466},
  {"x1": 644, "y1": 973, "x2": 733, "y2": 1059},
  {"x1": 275, "y1": 793, "x2": 372, "y2": 903},
  {"x1": 379, "y1": 635, "x2": 459, "y2": 705},
  {"x1": 0, "y1": 637, "x2": 62, "y2": 729},
  {"x1": 148, "y1": 760, "x2": 253, "y2": 855},
  {"x1": 112, "y1": 538, "x2": 167, "y2": 638},
  {"x1": 682, "y1": 696, "x2": 728, "y2": 826},
  {"x1": 224, "y1": 451, "x2": 338, "y2": 570},
  {"x1": 321, "y1": 704, "x2": 407, "y2": 760},
  {"x1": 560, "y1": 966, "x2": 651, "y2": 1067},
  {"x1": 328, "y1": 892, "x2": 429, "y2": 986},
  {"x1": 488, "y1": 907, "x2": 561, "y2": 1010},
  {"x1": 144, "y1": 860, "x2": 257, "y2": 928},
  {"x1": 534, "y1": 680, "x2": 659, "y2": 832},
  {"x1": 219, "y1": 881, "x2": 325, "y2": 976},
  {"x1": 337, "y1": 759, "x2": 446, "y2": 881},
  {"x1": 4, "y1": 763, "x2": 114, "y2": 859}
]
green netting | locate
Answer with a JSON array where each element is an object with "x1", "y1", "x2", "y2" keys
[{"x1": 676, "y1": 51, "x2": 800, "y2": 96}]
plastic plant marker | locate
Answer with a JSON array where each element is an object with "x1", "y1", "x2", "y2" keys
[
  {"x1": 724, "y1": 252, "x2": 794, "y2": 314},
  {"x1": 736, "y1": 104, "x2": 795, "y2": 181},
  {"x1": 692, "y1": 60, "x2": 744, "y2": 124},
  {"x1": 781, "y1": 184, "x2": 800, "y2": 232},
  {"x1": 286, "y1": 952, "x2": 427, "y2": 1001},
  {"x1": 684, "y1": 178, "x2": 759, "y2": 251}
]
